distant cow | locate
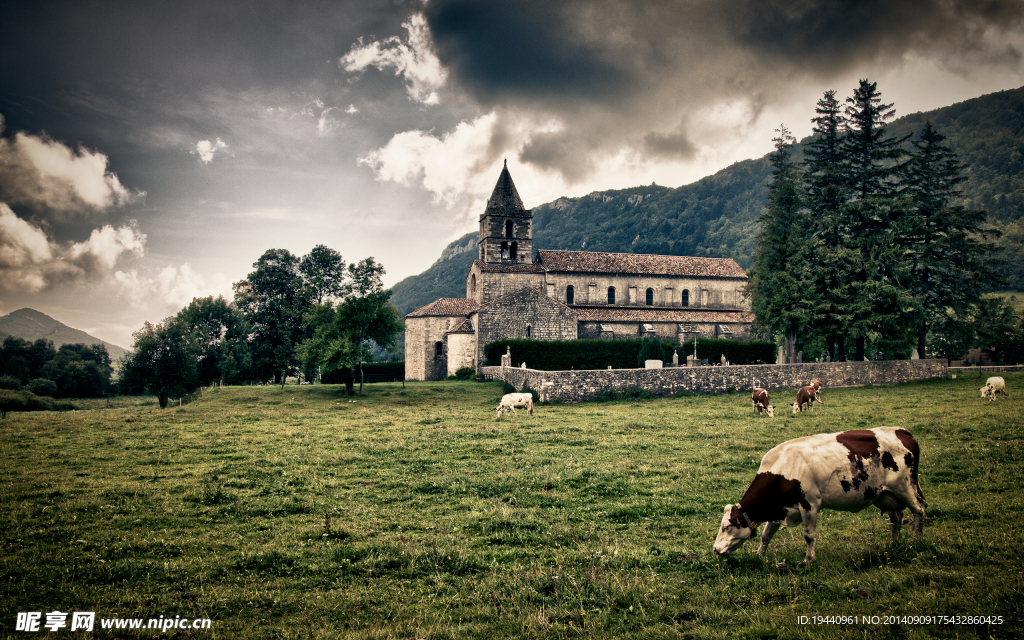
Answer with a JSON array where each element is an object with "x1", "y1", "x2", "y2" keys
[
  {"x1": 809, "y1": 379, "x2": 825, "y2": 404},
  {"x1": 713, "y1": 427, "x2": 927, "y2": 563},
  {"x1": 980, "y1": 376, "x2": 1008, "y2": 402},
  {"x1": 751, "y1": 388, "x2": 774, "y2": 417},
  {"x1": 496, "y1": 392, "x2": 534, "y2": 418},
  {"x1": 792, "y1": 386, "x2": 817, "y2": 414}
]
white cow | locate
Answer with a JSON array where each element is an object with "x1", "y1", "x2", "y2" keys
[
  {"x1": 713, "y1": 427, "x2": 926, "y2": 563},
  {"x1": 495, "y1": 392, "x2": 534, "y2": 418},
  {"x1": 980, "y1": 376, "x2": 1008, "y2": 402}
]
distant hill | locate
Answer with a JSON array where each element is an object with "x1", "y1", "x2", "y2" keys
[
  {"x1": 0, "y1": 308, "x2": 129, "y2": 362},
  {"x1": 390, "y1": 86, "x2": 1024, "y2": 315}
]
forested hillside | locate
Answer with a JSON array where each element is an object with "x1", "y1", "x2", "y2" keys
[{"x1": 391, "y1": 86, "x2": 1024, "y2": 314}]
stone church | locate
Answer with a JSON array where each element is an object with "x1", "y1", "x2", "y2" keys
[{"x1": 404, "y1": 163, "x2": 753, "y2": 381}]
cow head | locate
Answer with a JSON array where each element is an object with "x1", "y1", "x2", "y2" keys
[
  {"x1": 765, "y1": 404, "x2": 775, "y2": 418},
  {"x1": 713, "y1": 504, "x2": 756, "y2": 556},
  {"x1": 495, "y1": 404, "x2": 508, "y2": 418},
  {"x1": 792, "y1": 402, "x2": 801, "y2": 414},
  {"x1": 980, "y1": 385, "x2": 991, "y2": 398}
]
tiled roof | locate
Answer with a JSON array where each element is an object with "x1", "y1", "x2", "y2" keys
[
  {"x1": 406, "y1": 298, "x2": 479, "y2": 318},
  {"x1": 538, "y1": 250, "x2": 748, "y2": 278},
  {"x1": 472, "y1": 259, "x2": 545, "y2": 273},
  {"x1": 483, "y1": 163, "x2": 526, "y2": 211},
  {"x1": 572, "y1": 306, "x2": 754, "y2": 323},
  {"x1": 447, "y1": 319, "x2": 475, "y2": 334}
]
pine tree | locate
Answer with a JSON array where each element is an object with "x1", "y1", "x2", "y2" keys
[
  {"x1": 840, "y1": 79, "x2": 910, "y2": 360},
  {"x1": 901, "y1": 122, "x2": 1002, "y2": 356},
  {"x1": 748, "y1": 125, "x2": 813, "y2": 362},
  {"x1": 802, "y1": 90, "x2": 852, "y2": 360}
]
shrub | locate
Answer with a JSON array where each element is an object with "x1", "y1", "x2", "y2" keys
[
  {"x1": 454, "y1": 366, "x2": 476, "y2": 380},
  {"x1": 485, "y1": 337, "x2": 774, "y2": 370},
  {"x1": 27, "y1": 378, "x2": 58, "y2": 398},
  {"x1": 0, "y1": 375, "x2": 22, "y2": 390},
  {"x1": 637, "y1": 337, "x2": 665, "y2": 368},
  {"x1": 0, "y1": 389, "x2": 61, "y2": 418}
]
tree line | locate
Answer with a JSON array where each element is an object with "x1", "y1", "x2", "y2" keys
[
  {"x1": 749, "y1": 79, "x2": 1022, "y2": 364},
  {"x1": 119, "y1": 246, "x2": 403, "y2": 407}
]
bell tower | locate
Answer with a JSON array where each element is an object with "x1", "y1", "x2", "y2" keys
[{"x1": 479, "y1": 161, "x2": 532, "y2": 264}]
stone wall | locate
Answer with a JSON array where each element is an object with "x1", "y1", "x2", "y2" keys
[
  {"x1": 542, "y1": 273, "x2": 748, "y2": 310},
  {"x1": 446, "y1": 331, "x2": 476, "y2": 377},
  {"x1": 474, "y1": 288, "x2": 578, "y2": 368},
  {"x1": 484, "y1": 359, "x2": 948, "y2": 403},
  {"x1": 405, "y1": 315, "x2": 463, "y2": 381}
]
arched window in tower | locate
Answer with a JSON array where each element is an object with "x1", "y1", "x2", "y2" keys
[
  {"x1": 608, "y1": 286, "x2": 616, "y2": 305},
  {"x1": 646, "y1": 288, "x2": 654, "y2": 305},
  {"x1": 434, "y1": 341, "x2": 444, "y2": 358},
  {"x1": 566, "y1": 285, "x2": 575, "y2": 305},
  {"x1": 526, "y1": 325, "x2": 532, "y2": 338},
  {"x1": 682, "y1": 289, "x2": 689, "y2": 307},
  {"x1": 471, "y1": 274, "x2": 477, "y2": 296},
  {"x1": 510, "y1": 242, "x2": 518, "y2": 260},
  {"x1": 505, "y1": 219, "x2": 513, "y2": 238},
  {"x1": 501, "y1": 241, "x2": 509, "y2": 259}
]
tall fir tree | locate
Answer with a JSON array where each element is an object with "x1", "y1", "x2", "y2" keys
[
  {"x1": 840, "y1": 79, "x2": 910, "y2": 360},
  {"x1": 901, "y1": 122, "x2": 1002, "y2": 356},
  {"x1": 802, "y1": 89, "x2": 853, "y2": 360},
  {"x1": 748, "y1": 125, "x2": 813, "y2": 362}
]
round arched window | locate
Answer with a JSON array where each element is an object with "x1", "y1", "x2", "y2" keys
[
  {"x1": 608, "y1": 286, "x2": 616, "y2": 305},
  {"x1": 646, "y1": 288, "x2": 654, "y2": 305},
  {"x1": 566, "y1": 285, "x2": 575, "y2": 305},
  {"x1": 682, "y1": 289, "x2": 690, "y2": 307}
]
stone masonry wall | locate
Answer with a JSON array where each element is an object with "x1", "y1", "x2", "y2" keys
[
  {"x1": 482, "y1": 359, "x2": 948, "y2": 403},
  {"x1": 475, "y1": 288, "x2": 578, "y2": 369}
]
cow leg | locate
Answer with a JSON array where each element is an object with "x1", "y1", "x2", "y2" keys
[
  {"x1": 756, "y1": 521, "x2": 782, "y2": 555},
  {"x1": 886, "y1": 508, "x2": 904, "y2": 543},
  {"x1": 800, "y1": 506, "x2": 819, "y2": 563}
]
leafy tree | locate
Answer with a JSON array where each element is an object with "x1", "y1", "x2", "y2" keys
[
  {"x1": 299, "y1": 258, "x2": 404, "y2": 395},
  {"x1": 900, "y1": 122, "x2": 1002, "y2": 357},
  {"x1": 176, "y1": 296, "x2": 251, "y2": 385},
  {"x1": 300, "y1": 244, "x2": 347, "y2": 304},
  {"x1": 748, "y1": 125, "x2": 813, "y2": 362},
  {"x1": 41, "y1": 344, "x2": 112, "y2": 398},
  {"x1": 233, "y1": 249, "x2": 312, "y2": 385},
  {"x1": 0, "y1": 337, "x2": 56, "y2": 383},
  {"x1": 27, "y1": 378, "x2": 57, "y2": 397},
  {"x1": 119, "y1": 319, "x2": 199, "y2": 408},
  {"x1": 974, "y1": 297, "x2": 1024, "y2": 365}
]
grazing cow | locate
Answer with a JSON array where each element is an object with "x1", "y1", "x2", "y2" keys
[
  {"x1": 751, "y1": 388, "x2": 774, "y2": 417},
  {"x1": 809, "y1": 379, "x2": 825, "y2": 404},
  {"x1": 791, "y1": 385, "x2": 817, "y2": 414},
  {"x1": 713, "y1": 427, "x2": 926, "y2": 563},
  {"x1": 495, "y1": 392, "x2": 534, "y2": 418},
  {"x1": 980, "y1": 376, "x2": 1008, "y2": 402}
]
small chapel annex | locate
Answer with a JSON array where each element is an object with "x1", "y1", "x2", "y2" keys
[{"x1": 404, "y1": 163, "x2": 754, "y2": 381}]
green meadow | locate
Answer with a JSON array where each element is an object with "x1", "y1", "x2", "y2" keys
[{"x1": 1, "y1": 371, "x2": 1021, "y2": 639}]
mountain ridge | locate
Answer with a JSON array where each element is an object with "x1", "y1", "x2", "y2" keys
[{"x1": 0, "y1": 308, "x2": 129, "y2": 362}]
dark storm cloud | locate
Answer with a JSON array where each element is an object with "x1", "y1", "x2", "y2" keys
[{"x1": 422, "y1": 0, "x2": 1024, "y2": 180}]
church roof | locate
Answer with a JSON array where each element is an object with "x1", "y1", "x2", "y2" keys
[
  {"x1": 537, "y1": 250, "x2": 748, "y2": 279},
  {"x1": 484, "y1": 162, "x2": 526, "y2": 211},
  {"x1": 572, "y1": 307, "x2": 753, "y2": 323},
  {"x1": 406, "y1": 298, "x2": 479, "y2": 318},
  {"x1": 472, "y1": 259, "x2": 545, "y2": 273}
]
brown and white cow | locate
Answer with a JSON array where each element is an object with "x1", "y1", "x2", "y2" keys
[
  {"x1": 791, "y1": 385, "x2": 817, "y2": 414},
  {"x1": 809, "y1": 379, "x2": 825, "y2": 404},
  {"x1": 751, "y1": 388, "x2": 774, "y2": 417},
  {"x1": 713, "y1": 427, "x2": 926, "y2": 563}
]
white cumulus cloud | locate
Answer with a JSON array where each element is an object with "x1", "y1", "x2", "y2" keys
[
  {"x1": 114, "y1": 263, "x2": 231, "y2": 314},
  {"x1": 0, "y1": 202, "x2": 146, "y2": 292},
  {"x1": 341, "y1": 13, "x2": 447, "y2": 105},
  {"x1": 194, "y1": 138, "x2": 228, "y2": 163},
  {"x1": 0, "y1": 115, "x2": 143, "y2": 215}
]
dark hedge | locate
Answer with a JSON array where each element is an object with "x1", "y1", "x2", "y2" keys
[{"x1": 484, "y1": 338, "x2": 775, "y2": 370}]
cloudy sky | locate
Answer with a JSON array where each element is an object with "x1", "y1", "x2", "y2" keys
[{"x1": 1, "y1": 0, "x2": 1023, "y2": 349}]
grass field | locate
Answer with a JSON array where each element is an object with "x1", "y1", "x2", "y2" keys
[{"x1": 1, "y1": 371, "x2": 1022, "y2": 639}]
